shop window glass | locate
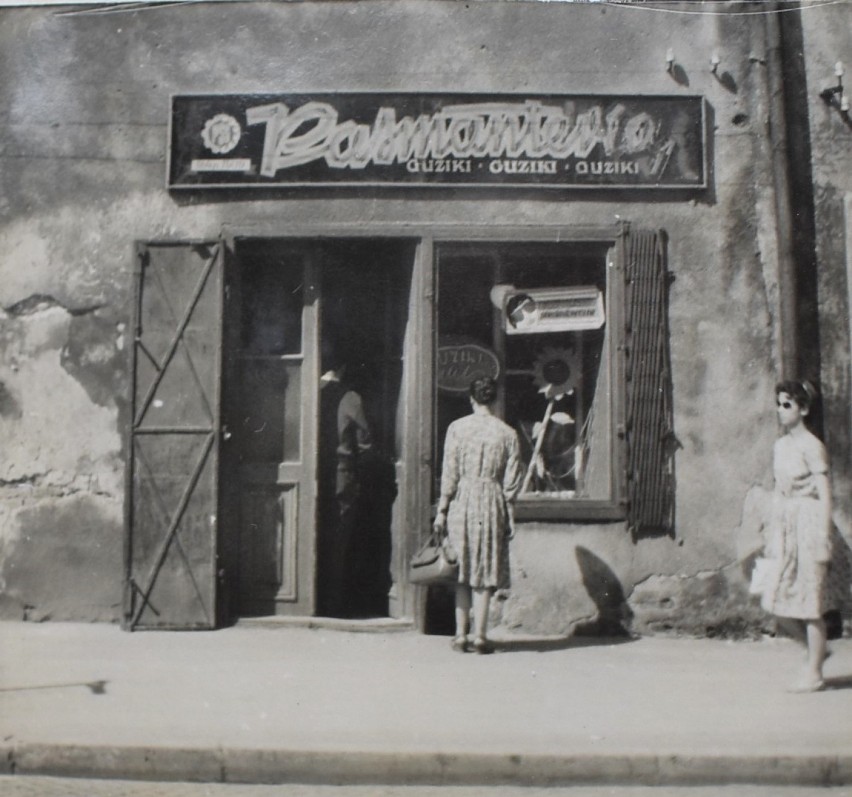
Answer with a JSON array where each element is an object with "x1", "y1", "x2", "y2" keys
[
  {"x1": 436, "y1": 242, "x2": 615, "y2": 514},
  {"x1": 238, "y1": 360, "x2": 301, "y2": 463},
  {"x1": 237, "y1": 243, "x2": 305, "y2": 463},
  {"x1": 240, "y1": 251, "x2": 303, "y2": 355}
]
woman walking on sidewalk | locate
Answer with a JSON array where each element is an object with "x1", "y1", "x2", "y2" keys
[
  {"x1": 433, "y1": 376, "x2": 522, "y2": 654},
  {"x1": 754, "y1": 380, "x2": 849, "y2": 692}
]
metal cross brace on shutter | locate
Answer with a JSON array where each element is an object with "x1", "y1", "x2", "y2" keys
[
  {"x1": 130, "y1": 432, "x2": 215, "y2": 629},
  {"x1": 133, "y1": 246, "x2": 217, "y2": 427},
  {"x1": 127, "y1": 244, "x2": 220, "y2": 629}
]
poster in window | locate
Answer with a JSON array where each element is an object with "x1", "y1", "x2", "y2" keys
[{"x1": 503, "y1": 286, "x2": 605, "y2": 335}]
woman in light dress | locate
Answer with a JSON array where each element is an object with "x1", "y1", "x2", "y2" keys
[
  {"x1": 434, "y1": 377, "x2": 522, "y2": 654},
  {"x1": 757, "y1": 380, "x2": 849, "y2": 692}
]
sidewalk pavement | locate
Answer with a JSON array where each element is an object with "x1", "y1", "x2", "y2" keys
[{"x1": 1, "y1": 620, "x2": 851, "y2": 788}]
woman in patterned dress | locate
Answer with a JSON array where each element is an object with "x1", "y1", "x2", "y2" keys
[
  {"x1": 433, "y1": 377, "x2": 522, "y2": 654},
  {"x1": 759, "y1": 381, "x2": 842, "y2": 692}
]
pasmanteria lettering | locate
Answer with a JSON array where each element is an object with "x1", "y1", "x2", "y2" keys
[{"x1": 245, "y1": 100, "x2": 666, "y2": 177}]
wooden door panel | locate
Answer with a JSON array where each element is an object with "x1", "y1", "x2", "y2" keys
[
  {"x1": 126, "y1": 241, "x2": 223, "y2": 630},
  {"x1": 233, "y1": 243, "x2": 318, "y2": 617},
  {"x1": 239, "y1": 483, "x2": 298, "y2": 609}
]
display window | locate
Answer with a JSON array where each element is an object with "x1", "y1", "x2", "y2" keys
[{"x1": 434, "y1": 227, "x2": 674, "y2": 529}]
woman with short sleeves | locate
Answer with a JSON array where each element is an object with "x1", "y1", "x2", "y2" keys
[
  {"x1": 434, "y1": 376, "x2": 522, "y2": 654},
  {"x1": 757, "y1": 381, "x2": 846, "y2": 692}
]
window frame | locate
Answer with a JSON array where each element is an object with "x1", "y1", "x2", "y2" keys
[{"x1": 431, "y1": 225, "x2": 628, "y2": 523}]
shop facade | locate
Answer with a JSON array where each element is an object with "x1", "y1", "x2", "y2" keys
[{"x1": 1, "y1": 1, "x2": 849, "y2": 635}]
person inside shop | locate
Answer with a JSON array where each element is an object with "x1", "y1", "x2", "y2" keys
[
  {"x1": 433, "y1": 376, "x2": 522, "y2": 654},
  {"x1": 750, "y1": 380, "x2": 851, "y2": 692},
  {"x1": 318, "y1": 351, "x2": 375, "y2": 617}
]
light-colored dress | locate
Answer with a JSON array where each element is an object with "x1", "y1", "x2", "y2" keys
[
  {"x1": 439, "y1": 414, "x2": 522, "y2": 590},
  {"x1": 761, "y1": 431, "x2": 831, "y2": 620}
]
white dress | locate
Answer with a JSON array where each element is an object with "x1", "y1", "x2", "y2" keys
[{"x1": 760, "y1": 431, "x2": 831, "y2": 620}]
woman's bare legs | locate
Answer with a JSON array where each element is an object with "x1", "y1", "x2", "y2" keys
[
  {"x1": 452, "y1": 585, "x2": 495, "y2": 653},
  {"x1": 787, "y1": 617, "x2": 826, "y2": 691},
  {"x1": 776, "y1": 617, "x2": 807, "y2": 648},
  {"x1": 454, "y1": 585, "x2": 472, "y2": 649},
  {"x1": 804, "y1": 618, "x2": 827, "y2": 684},
  {"x1": 472, "y1": 588, "x2": 495, "y2": 653}
]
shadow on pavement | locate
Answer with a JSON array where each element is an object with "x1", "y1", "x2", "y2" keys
[
  {"x1": 493, "y1": 634, "x2": 637, "y2": 653},
  {"x1": 0, "y1": 680, "x2": 108, "y2": 695},
  {"x1": 825, "y1": 674, "x2": 852, "y2": 691}
]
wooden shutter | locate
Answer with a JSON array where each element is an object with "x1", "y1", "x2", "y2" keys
[
  {"x1": 621, "y1": 226, "x2": 675, "y2": 536},
  {"x1": 124, "y1": 241, "x2": 223, "y2": 630}
]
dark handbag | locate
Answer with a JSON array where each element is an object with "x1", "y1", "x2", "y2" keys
[{"x1": 409, "y1": 533, "x2": 459, "y2": 585}]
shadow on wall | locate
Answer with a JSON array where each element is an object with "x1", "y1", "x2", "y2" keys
[{"x1": 573, "y1": 546, "x2": 634, "y2": 637}]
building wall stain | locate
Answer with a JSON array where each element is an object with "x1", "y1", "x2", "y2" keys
[
  {"x1": 60, "y1": 311, "x2": 128, "y2": 410},
  {"x1": 628, "y1": 567, "x2": 766, "y2": 639},
  {"x1": 0, "y1": 493, "x2": 122, "y2": 622},
  {"x1": 0, "y1": 300, "x2": 124, "y2": 621},
  {"x1": 0, "y1": 380, "x2": 22, "y2": 420}
]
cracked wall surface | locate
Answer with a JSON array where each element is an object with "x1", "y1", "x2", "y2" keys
[
  {"x1": 0, "y1": 303, "x2": 124, "y2": 619},
  {"x1": 0, "y1": 1, "x2": 803, "y2": 633}
]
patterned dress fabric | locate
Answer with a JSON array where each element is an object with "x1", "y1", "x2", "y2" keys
[
  {"x1": 760, "y1": 431, "x2": 850, "y2": 620},
  {"x1": 439, "y1": 414, "x2": 523, "y2": 590}
]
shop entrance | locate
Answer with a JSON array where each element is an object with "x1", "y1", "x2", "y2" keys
[{"x1": 223, "y1": 238, "x2": 414, "y2": 620}]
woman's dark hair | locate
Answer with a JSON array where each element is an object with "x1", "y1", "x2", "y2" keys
[
  {"x1": 470, "y1": 376, "x2": 498, "y2": 406},
  {"x1": 775, "y1": 380, "x2": 817, "y2": 411}
]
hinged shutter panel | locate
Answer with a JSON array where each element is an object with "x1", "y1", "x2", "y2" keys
[
  {"x1": 622, "y1": 227, "x2": 675, "y2": 536},
  {"x1": 125, "y1": 241, "x2": 223, "y2": 630}
]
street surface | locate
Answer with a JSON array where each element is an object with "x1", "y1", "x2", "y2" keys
[
  {"x1": 3, "y1": 625, "x2": 852, "y2": 789},
  {"x1": 1, "y1": 779, "x2": 852, "y2": 797}
]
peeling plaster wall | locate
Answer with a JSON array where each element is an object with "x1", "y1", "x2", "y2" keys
[
  {"x1": 0, "y1": 1, "x2": 791, "y2": 632},
  {"x1": 0, "y1": 302, "x2": 124, "y2": 619}
]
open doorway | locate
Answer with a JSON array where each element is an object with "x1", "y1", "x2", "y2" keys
[
  {"x1": 225, "y1": 238, "x2": 413, "y2": 620},
  {"x1": 316, "y1": 243, "x2": 411, "y2": 618}
]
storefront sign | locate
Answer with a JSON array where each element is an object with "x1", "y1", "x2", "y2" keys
[
  {"x1": 504, "y1": 286, "x2": 605, "y2": 334},
  {"x1": 437, "y1": 343, "x2": 501, "y2": 393},
  {"x1": 169, "y1": 93, "x2": 707, "y2": 190}
]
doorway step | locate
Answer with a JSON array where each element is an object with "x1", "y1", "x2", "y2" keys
[{"x1": 236, "y1": 616, "x2": 414, "y2": 633}]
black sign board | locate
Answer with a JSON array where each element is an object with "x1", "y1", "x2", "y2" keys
[{"x1": 168, "y1": 93, "x2": 707, "y2": 190}]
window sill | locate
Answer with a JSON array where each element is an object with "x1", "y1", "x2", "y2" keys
[{"x1": 513, "y1": 498, "x2": 626, "y2": 522}]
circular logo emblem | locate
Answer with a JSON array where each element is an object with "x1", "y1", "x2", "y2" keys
[{"x1": 201, "y1": 114, "x2": 241, "y2": 155}]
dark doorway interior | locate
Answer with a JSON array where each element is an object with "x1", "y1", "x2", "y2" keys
[{"x1": 316, "y1": 241, "x2": 409, "y2": 618}]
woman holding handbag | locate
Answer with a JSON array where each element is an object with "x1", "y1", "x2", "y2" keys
[{"x1": 433, "y1": 376, "x2": 522, "y2": 654}]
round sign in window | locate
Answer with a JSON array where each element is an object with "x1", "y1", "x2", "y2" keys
[{"x1": 437, "y1": 343, "x2": 501, "y2": 393}]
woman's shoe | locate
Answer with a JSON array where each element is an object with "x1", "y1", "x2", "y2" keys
[
  {"x1": 451, "y1": 636, "x2": 470, "y2": 653},
  {"x1": 787, "y1": 677, "x2": 825, "y2": 693},
  {"x1": 473, "y1": 637, "x2": 495, "y2": 655}
]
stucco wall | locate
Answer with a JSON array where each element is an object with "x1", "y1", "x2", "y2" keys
[
  {"x1": 800, "y1": 4, "x2": 852, "y2": 541},
  {"x1": 0, "y1": 1, "x2": 788, "y2": 633}
]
